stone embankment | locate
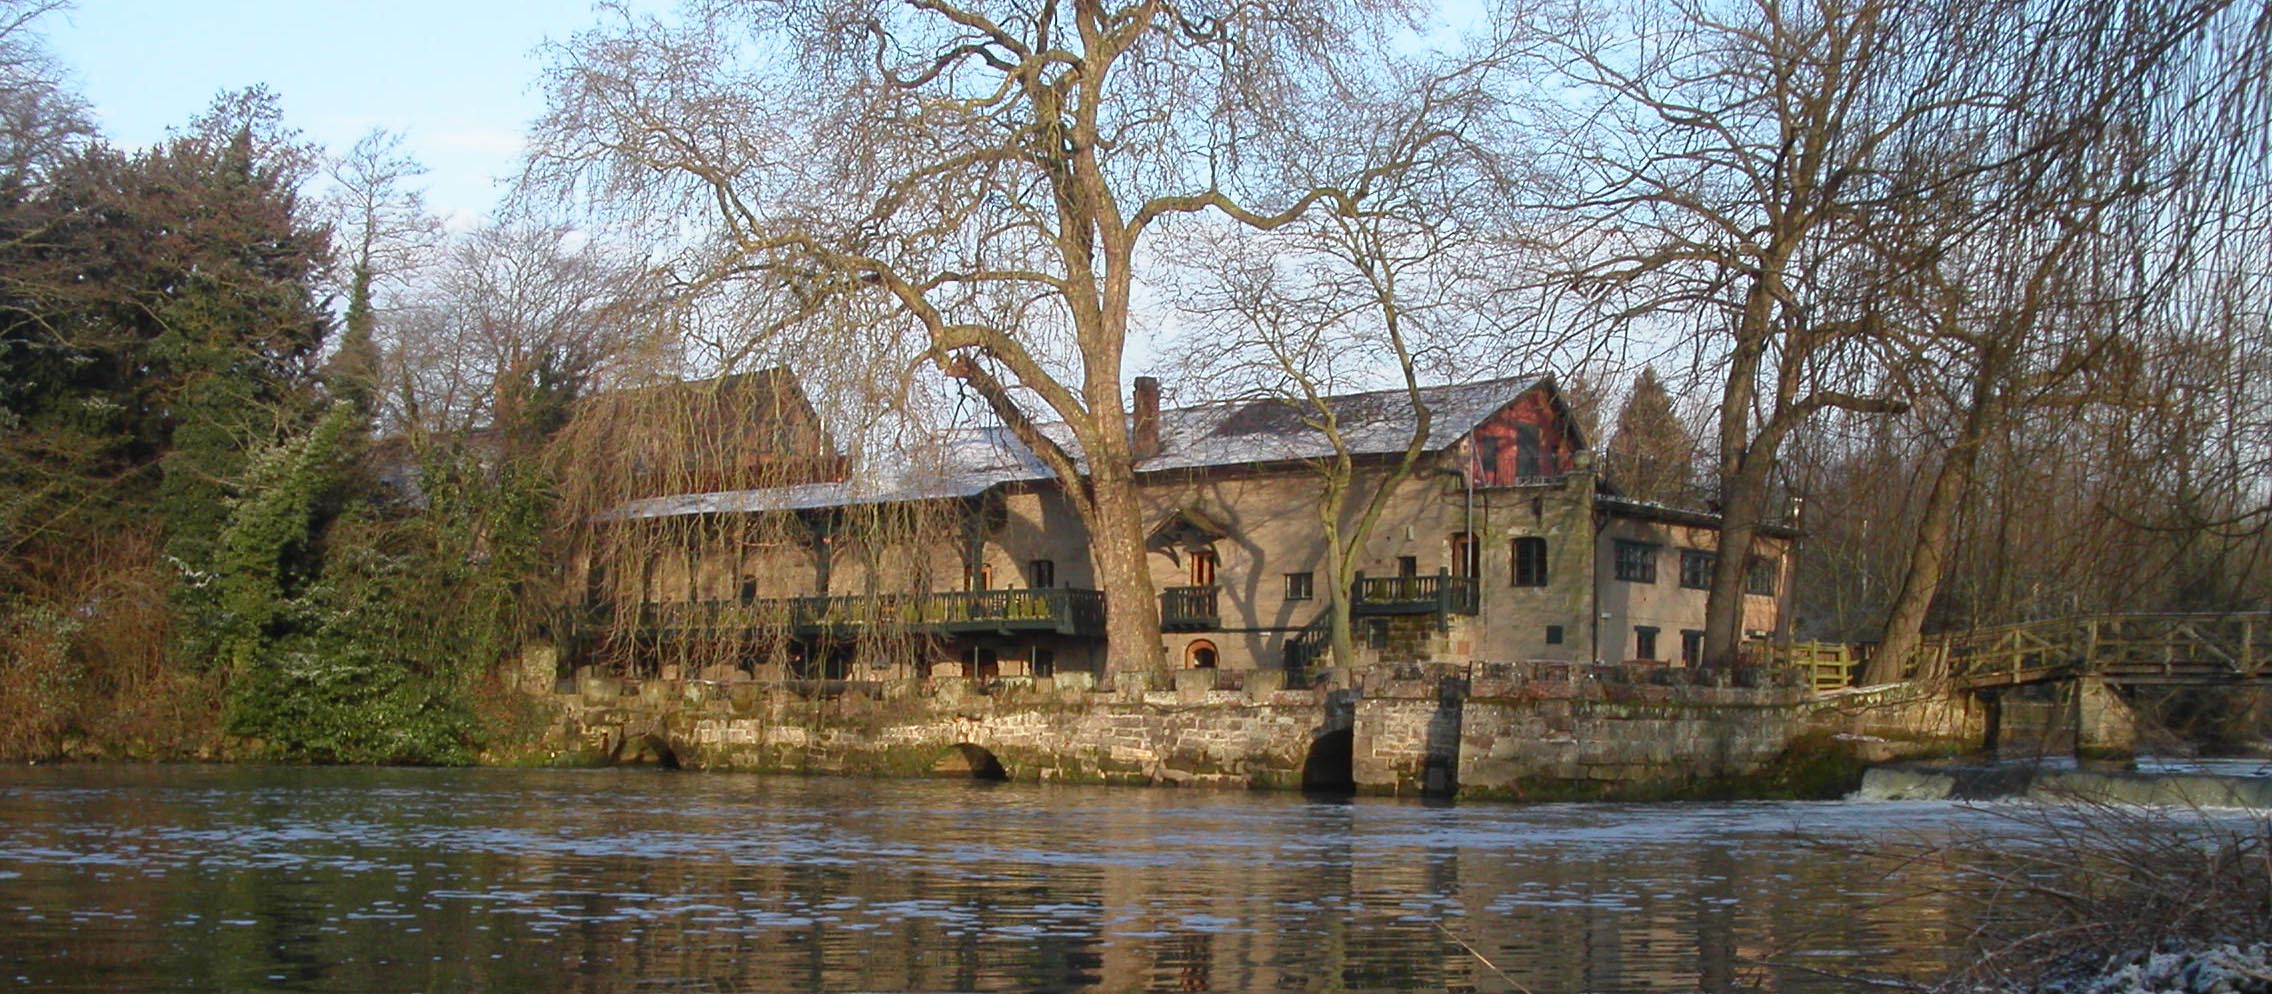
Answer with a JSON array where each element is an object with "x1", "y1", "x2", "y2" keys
[{"x1": 512, "y1": 658, "x2": 1981, "y2": 800}]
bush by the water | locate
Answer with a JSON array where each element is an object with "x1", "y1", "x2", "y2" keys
[{"x1": 1903, "y1": 805, "x2": 2271, "y2": 993}]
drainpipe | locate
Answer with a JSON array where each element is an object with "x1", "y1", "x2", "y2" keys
[{"x1": 1588, "y1": 471, "x2": 1605, "y2": 665}]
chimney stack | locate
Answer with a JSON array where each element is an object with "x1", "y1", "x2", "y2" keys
[{"x1": 1132, "y1": 376, "x2": 1161, "y2": 461}]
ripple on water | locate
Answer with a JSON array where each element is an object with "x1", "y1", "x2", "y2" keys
[{"x1": 0, "y1": 765, "x2": 2172, "y2": 994}]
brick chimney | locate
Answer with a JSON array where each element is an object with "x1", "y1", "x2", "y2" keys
[{"x1": 1132, "y1": 376, "x2": 1161, "y2": 461}]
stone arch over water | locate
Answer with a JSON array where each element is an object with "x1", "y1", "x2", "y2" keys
[
  {"x1": 932, "y1": 743, "x2": 1008, "y2": 781},
  {"x1": 614, "y1": 732, "x2": 680, "y2": 769},
  {"x1": 1301, "y1": 729, "x2": 1355, "y2": 793}
]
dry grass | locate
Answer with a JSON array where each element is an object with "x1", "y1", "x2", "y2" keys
[{"x1": 1890, "y1": 803, "x2": 2272, "y2": 992}]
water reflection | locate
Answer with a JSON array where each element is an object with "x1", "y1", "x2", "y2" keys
[{"x1": 0, "y1": 766, "x2": 2031, "y2": 992}]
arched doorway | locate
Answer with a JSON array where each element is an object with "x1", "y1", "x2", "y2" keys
[{"x1": 1186, "y1": 639, "x2": 1219, "y2": 669}]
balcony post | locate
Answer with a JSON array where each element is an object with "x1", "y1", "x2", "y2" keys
[{"x1": 1436, "y1": 566, "x2": 1451, "y2": 632}]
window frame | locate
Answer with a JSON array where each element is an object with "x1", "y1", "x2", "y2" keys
[
  {"x1": 1613, "y1": 540, "x2": 1659, "y2": 583},
  {"x1": 1511, "y1": 536, "x2": 1549, "y2": 587},
  {"x1": 1679, "y1": 548, "x2": 1715, "y2": 590},
  {"x1": 1634, "y1": 625, "x2": 1659, "y2": 661},
  {"x1": 1284, "y1": 571, "x2": 1315, "y2": 601},
  {"x1": 1028, "y1": 558, "x2": 1056, "y2": 589},
  {"x1": 1746, "y1": 557, "x2": 1779, "y2": 597},
  {"x1": 1190, "y1": 548, "x2": 1218, "y2": 587}
]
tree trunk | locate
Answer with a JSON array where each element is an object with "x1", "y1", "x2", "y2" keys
[
  {"x1": 1086, "y1": 462, "x2": 1164, "y2": 678},
  {"x1": 1322, "y1": 511, "x2": 1358, "y2": 674},
  {"x1": 1702, "y1": 469, "x2": 1769, "y2": 669},
  {"x1": 1704, "y1": 275, "x2": 1781, "y2": 670},
  {"x1": 1871, "y1": 394, "x2": 2000, "y2": 684}
]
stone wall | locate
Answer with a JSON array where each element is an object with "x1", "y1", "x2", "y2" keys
[
  {"x1": 523, "y1": 661, "x2": 1984, "y2": 800},
  {"x1": 540, "y1": 669, "x2": 1353, "y2": 790}
]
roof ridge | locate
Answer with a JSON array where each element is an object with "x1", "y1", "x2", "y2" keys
[{"x1": 1153, "y1": 372, "x2": 1551, "y2": 416}]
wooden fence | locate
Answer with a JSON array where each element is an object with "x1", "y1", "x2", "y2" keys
[{"x1": 1764, "y1": 612, "x2": 2272, "y2": 692}]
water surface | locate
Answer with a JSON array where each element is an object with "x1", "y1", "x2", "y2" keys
[{"x1": 0, "y1": 765, "x2": 2071, "y2": 992}]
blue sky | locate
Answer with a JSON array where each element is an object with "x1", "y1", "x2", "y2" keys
[
  {"x1": 41, "y1": 0, "x2": 1490, "y2": 229},
  {"x1": 42, "y1": 0, "x2": 655, "y2": 226}
]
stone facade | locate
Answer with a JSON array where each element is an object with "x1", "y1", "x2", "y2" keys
[{"x1": 577, "y1": 377, "x2": 1796, "y2": 682}]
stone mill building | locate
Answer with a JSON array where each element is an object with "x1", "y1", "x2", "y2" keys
[{"x1": 570, "y1": 370, "x2": 1794, "y2": 684}]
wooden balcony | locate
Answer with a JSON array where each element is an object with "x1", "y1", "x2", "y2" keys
[
  {"x1": 1351, "y1": 570, "x2": 1480, "y2": 617},
  {"x1": 1160, "y1": 585, "x2": 1221, "y2": 630},
  {"x1": 623, "y1": 588, "x2": 1107, "y2": 639}
]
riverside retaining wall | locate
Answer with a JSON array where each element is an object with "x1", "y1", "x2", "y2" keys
[{"x1": 519, "y1": 660, "x2": 1984, "y2": 799}]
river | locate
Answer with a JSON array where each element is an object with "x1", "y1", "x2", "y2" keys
[{"x1": 0, "y1": 765, "x2": 2147, "y2": 992}]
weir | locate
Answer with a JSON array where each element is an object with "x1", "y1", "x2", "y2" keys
[{"x1": 523, "y1": 660, "x2": 1982, "y2": 799}]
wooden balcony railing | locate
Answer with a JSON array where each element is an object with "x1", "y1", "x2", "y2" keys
[
  {"x1": 620, "y1": 588, "x2": 1107, "y2": 639},
  {"x1": 1350, "y1": 570, "x2": 1480, "y2": 617},
  {"x1": 1160, "y1": 585, "x2": 1221, "y2": 630}
]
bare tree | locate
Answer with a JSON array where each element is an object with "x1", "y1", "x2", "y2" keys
[
  {"x1": 0, "y1": 0, "x2": 86, "y2": 200},
  {"x1": 387, "y1": 222, "x2": 667, "y2": 442},
  {"x1": 325, "y1": 129, "x2": 443, "y2": 421},
  {"x1": 1162, "y1": 61, "x2": 1534, "y2": 673},
  {"x1": 1514, "y1": 0, "x2": 1985, "y2": 665},
  {"x1": 523, "y1": 0, "x2": 1500, "y2": 677}
]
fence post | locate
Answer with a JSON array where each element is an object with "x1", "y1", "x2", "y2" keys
[{"x1": 2244, "y1": 615, "x2": 2257, "y2": 678}]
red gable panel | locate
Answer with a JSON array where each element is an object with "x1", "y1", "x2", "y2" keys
[{"x1": 1466, "y1": 387, "x2": 1579, "y2": 487}]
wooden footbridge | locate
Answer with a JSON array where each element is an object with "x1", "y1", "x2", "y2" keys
[{"x1": 1779, "y1": 612, "x2": 2272, "y2": 692}]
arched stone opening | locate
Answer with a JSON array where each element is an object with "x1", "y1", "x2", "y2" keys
[
  {"x1": 1301, "y1": 729, "x2": 1355, "y2": 794},
  {"x1": 615, "y1": 733, "x2": 681, "y2": 770},
  {"x1": 932, "y1": 743, "x2": 1008, "y2": 781}
]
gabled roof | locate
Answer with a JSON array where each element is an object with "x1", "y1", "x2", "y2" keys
[{"x1": 607, "y1": 373, "x2": 1554, "y2": 520}]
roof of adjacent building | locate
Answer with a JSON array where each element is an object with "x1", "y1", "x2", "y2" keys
[
  {"x1": 607, "y1": 374, "x2": 1551, "y2": 520},
  {"x1": 1596, "y1": 495, "x2": 1803, "y2": 540}
]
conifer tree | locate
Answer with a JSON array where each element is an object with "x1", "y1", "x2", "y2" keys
[{"x1": 1602, "y1": 367, "x2": 1695, "y2": 506}]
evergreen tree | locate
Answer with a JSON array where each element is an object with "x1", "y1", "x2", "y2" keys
[{"x1": 1602, "y1": 367, "x2": 1696, "y2": 505}]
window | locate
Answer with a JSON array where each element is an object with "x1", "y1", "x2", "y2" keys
[
  {"x1": 1396, "y1": 555, "x2": 1419, "y2": 578},
  {"x1": 1033, "y1": 648, "x2": 1056, "y2": 678},
  {"x1": 1614, "y1": 540, "x2": 1658, "y2": 583},
  {"x1": 1476, "y1": 435, "x2": 1507, "y2": 484},
  {"x1": 1284, "y1": 572, "x2": 1315, "y2": 601},
  {"x1": 1680, "y1": 548, "x2": 1715, "y2": 590},
  {"x1": 1187, "y1": 639, "x2": 1218, "y2": 669},
  {"x1": 738, "y1": 576, "x2": 757, "y2": 602},
  {"x1": 965, "y1": 562, "x2": 992, "y2": 591},
  {"x1": 1545, "y1": 624, "x2": 1564, "y2": 645},
  {"x1": 1511, "y1": 537, "x2": 1548, "y2": 587},
  {"x1": 1366, "y1": 618, "x2": 1390, "y2": 650},
  {"x1": 1190, "y1": 548, "x2": 1218, "y2": 586},
  {"x1": 1451, "y1": 532, "x2": 1480, "y2": 579},
  {"x1": 1028, "y1": 558, "x2": 1056, "y2": 589},
  {"x1": 1681, "y1": 629, "x2": 1705, "y2": 666},
  {"x1": 1747, "y1": 557, "x2": 1779, "y2": 596},
  {"x1": 1634, "y1": 625, "x2": 1659, "y2": 661}
]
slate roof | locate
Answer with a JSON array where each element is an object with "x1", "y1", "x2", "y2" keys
[{"x1": 607, "y1": 374, "x2": 1548, "y2": 521}]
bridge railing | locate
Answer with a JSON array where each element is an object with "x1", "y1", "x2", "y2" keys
[{"x1": 1794, "y1": 611, "x2": 2272, "y2": 689}]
